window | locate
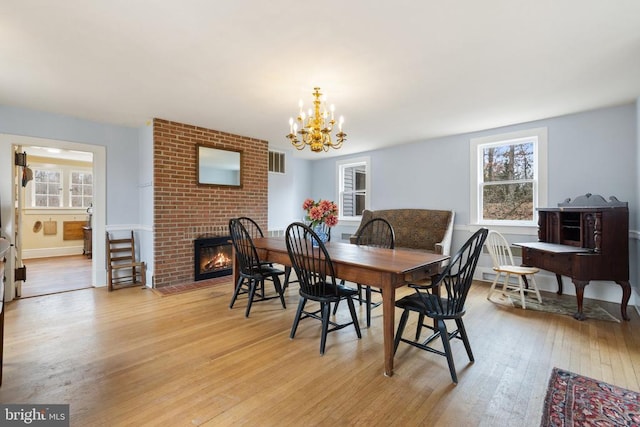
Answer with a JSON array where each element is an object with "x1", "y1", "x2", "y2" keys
[
  {"x1": 30, "y1": 166, "x2": 93, "y2": 209},
  {"x1": 337, "y1": 157, "x2": 370, "y2": 220},
  {"x1": 268, "y1": 151, "x2": 285, "y2": 173},
  {"x1": 70, "y1": 171, "x2": 93, "y2": 208},
  {"x1": 470, "y1": 128, "x2": 547, "y2": 227},
  {"x1": 34, "y1": 169, "x2": 62, "y2": 207}
]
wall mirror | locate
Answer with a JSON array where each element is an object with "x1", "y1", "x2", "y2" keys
[{"x1": 197, "y1": 145, "x2": 243, "y2": 187}]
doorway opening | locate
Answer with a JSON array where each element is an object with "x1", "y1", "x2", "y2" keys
[
  {"x1": 18, "y1": 145, "x2": 94, "y2": 298},
  {"x1": 3, "y1": 134, "x2": 107, "y2": 301}
]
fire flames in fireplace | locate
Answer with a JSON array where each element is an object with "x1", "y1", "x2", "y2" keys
[
  {"x1": 201, "y1": 250, "x2": 232, "y2": 273},
  {"x1": 194, "y1": 236, "x2": 233, "y2": 281}
]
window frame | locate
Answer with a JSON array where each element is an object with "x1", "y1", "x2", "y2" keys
[
  {"x1": 336, "y1": 156, "x2": 370, "y2": 223},
  {"x1": 69, "y1": 170, "x2": 94, "y2": 208},
  {"x1": 470, "y1": 127, "x2": 547, "y2": 230},
  {"x1": 32, "y1": 167, "x2": 63, "y2": 208},
  {"x1": 28, "y1": 164, "x2": 93, "y2": 210}
]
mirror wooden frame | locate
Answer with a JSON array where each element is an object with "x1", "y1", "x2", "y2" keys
[{"x1": 196, "y1": 145, "x2": 243, "y2": 188}]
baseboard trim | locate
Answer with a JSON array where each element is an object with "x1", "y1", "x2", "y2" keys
[{"x1": 23, "y1": 246, "x2": 84, "y2": 259}]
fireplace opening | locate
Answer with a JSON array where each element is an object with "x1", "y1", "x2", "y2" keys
[{"x1": 194, "y1": 236, "x2": 233, "y2": 281}]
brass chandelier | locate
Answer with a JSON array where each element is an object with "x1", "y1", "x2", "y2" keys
[{"x1": 286, "y1": 87, "x2": 346, "y2": 152}]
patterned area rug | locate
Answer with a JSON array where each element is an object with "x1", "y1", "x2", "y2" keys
[
  {"x1": 541, "y1": 367, "x2": 640, "y2": 426},
  {"x1": 504, "y1": 295, "x2": 620, "y2": 322}
]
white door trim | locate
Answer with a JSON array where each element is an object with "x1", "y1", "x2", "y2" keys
[{"x1": 1, "y1": 134, "x2": 106, "y2": 300}]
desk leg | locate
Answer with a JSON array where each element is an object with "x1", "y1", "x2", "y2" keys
[
  {"x1": 382, "y1": 278, "x2": 395, "y2": 377},
  {"x1": 616, "y1": 281, "x2": 631, "y2": 321},
  {"x1": 555, "y1": 274, "x2": 563, "y2": 295},
  {"x1": 572, "y1": 280, "x2": 588, "y2": 321}
]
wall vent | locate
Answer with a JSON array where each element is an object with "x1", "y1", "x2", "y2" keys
[{"x1": 269, "y1": 151, "x2": 285, "y2": 174}]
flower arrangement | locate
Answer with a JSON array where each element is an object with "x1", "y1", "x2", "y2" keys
[{"x1": 302, "y1": 198, "x2": 339, "y2": 228}]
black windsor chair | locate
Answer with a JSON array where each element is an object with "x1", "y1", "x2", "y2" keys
[
  {"x1": 332, "y1": 218, "x2": 395, "y2": 327},
  {"x1": 285, "y1": 222, "x2": 361, "y2": 355},
  {"x1": 393, "y1": 228, "x2": 489, "y2": 384},
  {"x1": 228, "y1": 218, "x2": 287, "y2": 317},
  {"x1": 283, "y1": 222, "x2": 330, "y2": 292}
]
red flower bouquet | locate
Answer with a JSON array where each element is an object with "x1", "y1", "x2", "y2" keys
[{"x1": 302, "y1": 198, "x2": 339, "y2": 228}]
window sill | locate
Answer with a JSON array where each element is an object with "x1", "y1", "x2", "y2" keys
[
  {"x1": 468, "y1": 223, "x2": 538, "y2": 236},
  {"x1": 338, "y1": 218, "x2": 362, "y2": 227},
  {"x1": 23, "y1": 208, "x2": 89, "y2": 215}
]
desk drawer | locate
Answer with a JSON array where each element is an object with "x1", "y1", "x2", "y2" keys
[
  {"x1": 404, "y1": 262, "x2": 442, "y2": 282},
  {"x1": 522, "y1": 249, "x2": 573, "y2": 276}
]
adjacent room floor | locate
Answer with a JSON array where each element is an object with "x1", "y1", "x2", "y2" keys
[{"x1": 20, "y1": 255, "x2": 92, "y2": 298}]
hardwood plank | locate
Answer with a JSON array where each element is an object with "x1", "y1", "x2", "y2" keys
[{"x1": 0, "y1": 277, "x2": 638, "y2": 426}]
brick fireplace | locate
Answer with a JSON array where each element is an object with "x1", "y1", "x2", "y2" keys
[{"x1": 153, "y1": 118, "x2": 268, "y2": 287}]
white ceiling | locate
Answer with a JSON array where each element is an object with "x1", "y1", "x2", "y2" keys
[
  {"x1": 23, "y1": 145, "x2": 93, "y2": 162},
  {"x1": 2, "y1": 1, "x2": 639, "y2": 159}
]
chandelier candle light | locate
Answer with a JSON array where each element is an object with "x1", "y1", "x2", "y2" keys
[{"x1": 287, "y1": 87, "x2": 346, "y2": 152}]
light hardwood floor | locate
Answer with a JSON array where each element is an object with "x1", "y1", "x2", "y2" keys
[
  {"x1": 20, "y1": 255, "x2": 92, "y2": 298},
  {"x1": 1, "y1": 277, "x2": 638, "y2": 426}
]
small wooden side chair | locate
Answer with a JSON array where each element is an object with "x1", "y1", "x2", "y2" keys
[
  {"x1": 106, "y1": 230, "x2": 146, "y2": 291},
  {"x1": 485, "y1": 230, "x2": 542, "y2": 308}
]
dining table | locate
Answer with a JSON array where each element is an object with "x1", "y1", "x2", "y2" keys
[{"x1": 233, "y1": 236, "x2": 449, "y2": 377}]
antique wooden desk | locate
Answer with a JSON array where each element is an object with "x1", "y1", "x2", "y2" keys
[
  {"x1": 233, "y1": 237, "x2": 449, "y2": 376},
  {"x1": 516, "y1": 194, "x2": 631, "y2": 321}
]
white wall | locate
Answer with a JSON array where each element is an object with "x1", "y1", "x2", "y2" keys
[
  {"x1": 138, "y1": 123, "x2": 154, "y2": 283},
  {"x1": 267, "y1": 152, "x2": 312, "y2": 232},
  {"x1": 297, "y1": 103, "x2": 639, "y2": 306}
]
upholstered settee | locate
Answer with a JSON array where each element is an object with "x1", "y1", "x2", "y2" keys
[{"x1": 350, "y1": 209, "x2": 455, "y2": 256}]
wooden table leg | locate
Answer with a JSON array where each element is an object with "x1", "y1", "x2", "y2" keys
[{"x1": 382, "y1": 277, "x2": 395, "y2": 377}]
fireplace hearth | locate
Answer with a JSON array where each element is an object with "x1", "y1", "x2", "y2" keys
[{"x1": 194, "y1": 236, "x2": 233, "y2": 281}]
